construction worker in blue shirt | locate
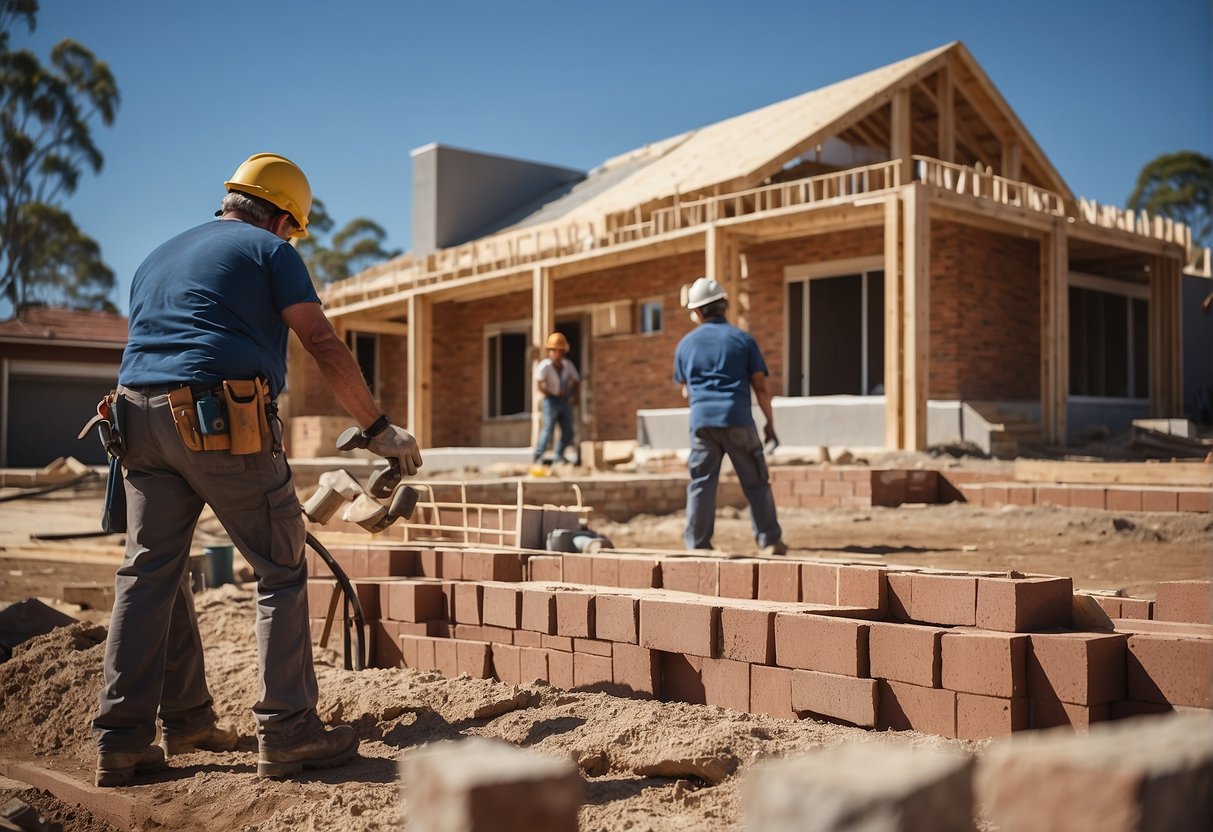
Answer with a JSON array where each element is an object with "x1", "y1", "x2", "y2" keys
[
  {"x1": 673, "y1": 277, "x2": 786, "y2": 555},
  {"x1": 93, "y1": 153, "x2": 422, "y2": 787}
]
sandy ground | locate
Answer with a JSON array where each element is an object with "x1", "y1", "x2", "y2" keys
[{"x1": 0, "y1": 475, "x2": 1210, "y2": 830}]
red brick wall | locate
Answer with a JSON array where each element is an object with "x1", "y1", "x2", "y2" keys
[
  {"x1": 431, "y1": 289, "x2": 532, "y2": 447},
  {"x1": 377, "y1": 334, "x2": 408, "y2": 422},
  {"x1": 288, "y1": 334, "x2": 341, "y2": 416},
  {"x1": 558, "y1": 253, "x2": 702, "y2": 440},
  {"x1": 286, "y1": 330, "x2": 408, "y2": 422},
  {"x1": 929, "y1": 221, "x2": 1040, "y2": 400}
]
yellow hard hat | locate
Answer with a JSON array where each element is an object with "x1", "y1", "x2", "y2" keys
[
  {"x1": 546, "y1": 332, "x2": 570, "y2": 351},
  {"x1": 225, "y1": 153, "x2": 312, "y2": 238}
]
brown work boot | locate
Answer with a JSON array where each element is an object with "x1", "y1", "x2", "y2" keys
[
  {"x1": 160, "y1": 721, "x2": 240, "y2": 755},
  {"x1": 95, "y1": 745, "x2": 166, "y2": 787},
  {"x1": 257, "y1": 725, "x2": 358, "y2": 779},
  {"x1": 760, "y1": 540, "x2": 789, "y2": 557}
]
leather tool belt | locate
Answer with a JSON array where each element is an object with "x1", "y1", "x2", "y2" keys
[{"x1": 167, "y1": 378, "x2": 271, "y2": 455}]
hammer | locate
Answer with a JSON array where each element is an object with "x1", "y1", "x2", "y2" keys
[{"x1": 336, "y1": 425, "x2": 406, "y2": 498}]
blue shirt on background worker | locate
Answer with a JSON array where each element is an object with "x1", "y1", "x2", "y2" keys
[{"x1": 673, "y1": 277, "x2": 786, "y2": 555}]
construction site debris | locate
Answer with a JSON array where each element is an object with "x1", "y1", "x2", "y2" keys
[
  {"x1": 58, "y1": 584, "x2": 113, "y2": 612},
  {"x1": 0, "y1": 599, "x2": 77, "y2": 662},
  {"x1": 0, "y1": 797, "x2": 61, "y2": 832}
]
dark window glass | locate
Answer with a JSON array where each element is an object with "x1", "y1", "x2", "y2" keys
[{"x1": 1069, "y1": 286, "x2": 1145, "y2": 398}]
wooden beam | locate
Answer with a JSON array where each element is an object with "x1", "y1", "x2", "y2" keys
[
  {"x1": 548, "y1": 228, "x2": 706, "y2": 279},
  {"x1": 1015, "y1": 459, "x2": 1212, "y2": 487},
  {"x1": 1039, "y1": 220, "x2": 1068, "y2": 444},
  {"x1": 925, "y1": 185, "x2": 1054, "y2": 236},
  {"x1": 1148, "y1": 255, "x2": 1184, "y2": 416},
  {"x1": 937, "y1": 64, "x2": 955, "y2": 163},
  {"x1": 884, "y1": 195, "x2": 904, "y2": 449},
  {"x1": 531, "y1": 265, "x2": 554, "y2": 448},
  {"x1": 902, "y1": 185, "x2": 930, "y2": 451},
  {"x1": 1001, "y1": 140, "x2": 1022, "y2": 181},
  {"x1": 1068, "y1": 221, "x2": 1186, "y2": 259},
  {"x1": 848, "y1": 117, "x2": 887, "y2": 151},
  {"x1": 706, "y1": 225, "x2": 745, "y2": 329},
  {"x1": 722, "y1": 201, "x2": 885, "y2": 239},
  {"x1": 890, "y1": 88, "x2": 913, "y2": 185},
  {"x1": 343, "y1": 319, "x2": 408, "y2": 337},
  {"x1": 406, "y1": 294, "x2": 433, "y2": 449}
]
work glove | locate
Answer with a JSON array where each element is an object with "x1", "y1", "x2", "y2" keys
[{"x1": 367, "y1": 423, "x2": 423, "y2": 477}]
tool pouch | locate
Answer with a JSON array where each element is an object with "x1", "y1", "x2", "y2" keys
[
  {"x1": 167, "y1": 387, "x2": 204, "y2": 452},
  {"x1": 223, "y1": 378, "x2": 270, "y2": 455}
]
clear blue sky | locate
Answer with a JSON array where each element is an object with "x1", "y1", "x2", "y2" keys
[{"x1": 13, "y1": 0, "x2": 1212, "y2": 313}]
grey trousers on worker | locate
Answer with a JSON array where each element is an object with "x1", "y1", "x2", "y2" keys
[
  {"x1": 685, "y1": 425, "x2": 782, "y2": 550},
  {"x1": 93, "y1": 386, "x2": 321, "y2": 753}
]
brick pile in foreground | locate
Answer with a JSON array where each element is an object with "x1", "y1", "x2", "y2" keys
[
  {"x1": 396, "y1": 713, "x2": 1213, "y2": 831},
  {"x1": 308, "y1": 545, "x2": 1212, "y2": 739}
]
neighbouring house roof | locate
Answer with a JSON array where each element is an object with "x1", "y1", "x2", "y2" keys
[{"x1": 0, "y1": 307, "x2": 128, "y2": 345}]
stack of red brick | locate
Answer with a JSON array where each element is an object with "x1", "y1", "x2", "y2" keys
[{"x1": 307, "y1": 545, "x2": 1212, "y2": 740}]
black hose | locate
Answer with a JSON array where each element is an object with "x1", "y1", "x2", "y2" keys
[
  {"x1": 30, "y1": 529, "x2": 119, "y2": 541},
  {"x1": 304, "y1": 532, "x2": 366, "y2": 671},
  {"x1": 0, "y1": 473, "x2": 99, "y2": 503}
]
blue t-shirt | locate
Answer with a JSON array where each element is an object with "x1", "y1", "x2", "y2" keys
[
  {"x1": 673, "y1": 318, "x2": 768, "y2": 431},
  {"x1": 119, "y1": 220, "x2": 320, "y2": 397}
]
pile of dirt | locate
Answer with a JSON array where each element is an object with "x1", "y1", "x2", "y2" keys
[{"x1": 0, "y1": 585, "x2": 980, "y2": 831}]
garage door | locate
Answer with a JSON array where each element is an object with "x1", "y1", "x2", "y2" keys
[{"x1": 6, "y1": 375, "x2": 116, "y2": 467}]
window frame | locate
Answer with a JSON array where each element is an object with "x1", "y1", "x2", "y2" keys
[
  {"x1": 784, "y1": 257, "x2": 885, "y2": 397},
  {"x1": 638, "y1": 297, "x2": 664, "y2": 335},
  {"x1": 483, "y1": 320, "x2": 533, "y2": 421}
]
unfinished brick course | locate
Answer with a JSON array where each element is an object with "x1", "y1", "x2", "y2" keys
[{"x1": 308, "y1": 543, "x2": 1211, "y2": 743}]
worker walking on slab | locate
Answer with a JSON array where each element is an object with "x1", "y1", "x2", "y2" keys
[
  {"x1": 674, "y1": 277, "x2": 786, "y2": 555},
  {"x1": 533, "y1": 331, "x2": 580, "y2": 466},
  {"x1": 92, "y1": 153, "x2": 422, "y2": 787}
]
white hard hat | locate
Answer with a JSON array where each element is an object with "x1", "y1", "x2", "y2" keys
[{"x1": 686, "y1": 276, "x2": 726, "y2": 309}]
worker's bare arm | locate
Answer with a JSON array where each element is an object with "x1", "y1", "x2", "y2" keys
[
  {"x1": 750, "y1": 371, "x2": 777, "y2": 442},
  {"x1": 281, "y1": 301, "x2": 381, "y2": 430}
]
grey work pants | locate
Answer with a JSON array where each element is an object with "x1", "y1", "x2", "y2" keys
[
  {"x1": 684, "y1": 425, "x2": 782, "y2": 550},
  {"x1": 93, "y1": 386, "x2": 320, "y2": 753}
]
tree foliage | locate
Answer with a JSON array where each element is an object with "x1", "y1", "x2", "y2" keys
[
  {"x1": 1127, "y1": 150, "x2": 1212, "y2": 249},
  {"x1": 297, "y1": 197, "x2": 402, "y2": 285},
  {"x1": 0, "y1": 0, "x2": 119, "y2": 315}
]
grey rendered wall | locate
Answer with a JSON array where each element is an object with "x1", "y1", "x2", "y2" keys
[{"x1": 411, "y1": 144, "x2": 584, "y2": 257}]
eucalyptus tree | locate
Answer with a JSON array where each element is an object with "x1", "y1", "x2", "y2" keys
[{"x1": 0, "y1": 0, "x2": 119, "y2": 313}]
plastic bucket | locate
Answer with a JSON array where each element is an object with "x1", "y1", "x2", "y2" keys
[{"x1": 202, "y1": 545, "x2": 235, "y2": 587}]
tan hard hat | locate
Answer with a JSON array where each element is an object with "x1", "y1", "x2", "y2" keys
[{"x1": 546, "y1": 332, "x2": 570, "y2": 351}]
